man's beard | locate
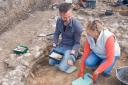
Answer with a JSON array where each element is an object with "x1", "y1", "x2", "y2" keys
[
  {"x1": 63, "y1": 19, "x2": 71, "y2": 26},
  {"x1": 64, "y1": 21, "x2": 69, "y2": 26}
]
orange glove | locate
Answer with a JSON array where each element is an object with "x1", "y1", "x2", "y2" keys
[
  {"x1": 78, "y1": 71, "x2": 84, "y2": 78},
  {"x1": 78, "y1": 58, "x2": 86, "y2": 78},
  {"x1": 78, "y1": 60, "x2": 86, "y2": 78},
  {"x1": 92, "y1": 71, "x2": 99, "y2": 82}
]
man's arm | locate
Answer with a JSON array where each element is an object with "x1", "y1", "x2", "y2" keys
[
  {"x1": 72, "y1": 21, "x2": 83, "y2": 51},
  {"x1": 53, "y1": 18, "x2": 61, "y2": 46}
]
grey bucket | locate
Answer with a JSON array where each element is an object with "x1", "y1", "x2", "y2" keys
[{"x1": 116, "y1": 66, "x2": 128, "y2": 85}]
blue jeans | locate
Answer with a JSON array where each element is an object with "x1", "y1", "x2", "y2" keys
[
  {"x1": 49, "y1": 46, "x2": 77, "y2": 72},
  {"x1": 85, "y1": 52, "x2": 119, "y2": 75}
]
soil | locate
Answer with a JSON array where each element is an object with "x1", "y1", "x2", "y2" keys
[{"x1": 0, "y1": 1, "x2": 128, "y2": 85}]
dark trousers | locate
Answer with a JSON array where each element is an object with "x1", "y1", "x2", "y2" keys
[{"x1": 86, "y1": 1, "x2": 96, "y2": 8}]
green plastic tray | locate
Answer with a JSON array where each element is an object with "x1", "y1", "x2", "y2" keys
[{"x1": 13, "y1": 45, "x2": 28, "y2": 55}]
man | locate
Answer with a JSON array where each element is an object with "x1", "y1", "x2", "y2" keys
[
  {"x1": 85, "y1": 0, "x2": 96, "y2": 9},
  {"x1": 49, "y1": 3, "x2": 83, "y2": 73},
  {"x1": 122, "y1": 0, "x2": 128, "y2": 4},
  {"x1": 117, "y1": 0, "x2": 128, "y2": 5},
  {"x1": 78, "y1": 0, "x2": 96, "y2": 9}
]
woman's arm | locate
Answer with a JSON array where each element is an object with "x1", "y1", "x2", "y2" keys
[
  {"x1": 95, "y1": 36, "x2": 115, "y2": 74},
  {"x1": 78, "y1": 38, "x2": 91, "y2": 77}
]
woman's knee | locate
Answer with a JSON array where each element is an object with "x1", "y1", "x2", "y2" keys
[
  {"x1": 103, "y1": 69, "x2": 112, "y2": 76},
  {"x1": 85, "y1": 59, "x2": 96, "y2": 67},
  {"x1": 85, "y1": 52, "x2": 101, "y2": 67}
]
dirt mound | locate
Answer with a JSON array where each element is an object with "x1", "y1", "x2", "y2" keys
[{"x1": 0, "y1": 0, "x2": 51, "y2": 34}]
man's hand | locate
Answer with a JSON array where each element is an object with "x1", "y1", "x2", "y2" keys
[
  {"x1": 67, "y1": 60, "x2": 74, "y2": 66},
  {"x1": 68, "y1": 50, "x2": 76, "y2": 65},
  {"x1": 53, "y1": 43, "x2": 57, "y2": 47},
  {"x1": 70, "y1": 50, "x2": 76, "y2": 55}
]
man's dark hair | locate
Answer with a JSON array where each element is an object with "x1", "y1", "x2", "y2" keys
[{"x1": 59, "y1": 3, "x2": 72, "y2": 13}]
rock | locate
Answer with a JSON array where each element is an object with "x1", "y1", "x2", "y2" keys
[
  {"x1": 16, "y1": 53, "x2": 34, "y2": 67},
  {"x1": 4, "y1": 54, "x2": 19, "y2": 68},
  {"x1": 38, "y1": 33, "x2": 47, "y2": 37},
  {"x1": 16, "y1": 65, "x2": 27, "y2": 72},
  {"x1": 2, "y1": 82, "x2": 9, "y2": 85},
  {"x1": 51, "y1": 23, "x2": 56, "y2": 28},
  {"x1": 0, "y1": 61, "x2": 7, "y2": 73},
  {"x1": 1, "y1": 64, "x2": 27, "y2": 85},
  {"x1": 122, "y1": 34, "x2": 128, "y2": 38},
  {"x1": 51, "y1": 4, "x2": 58, "y2": 10},
  {"x1": 24, "y1": 69, "x2": 30, "y2": 78},
  {"x1": 110, "y1": 22, "x2": 119, "y2": 31},
  {"x1": 35, "y1": 52, "x2": 42, "y2": 58},
  {"x1": 20, "y1": 60, "x2": 30, "y2": 66},
  {"x1": 1, "y1": 78, "x2": 8, "y2": 82},
  {"x1": 0, "y1": 47, "x2": 2, "y2": 51},
  {"x1": 54, "y1": 16, "x2": 59, "y2": 21},
  {"x1": 16, "y1": 55, "x2": 24, "y2": 60},
  {"x1": 77, "y1": 16, "x2": 84, "y2": 21},
  {"x1": 23, "y1": 53, "x2": 34, "y2": 61},
  {"x1": 10, "y1": 54, "x2": 16, "y2": 59},
  {"x1": 35, "y1": 46, "x2": 42, "y2": 51},
  {"x1": 30, "y1": 46, "x2": 43, "y2": 58}
]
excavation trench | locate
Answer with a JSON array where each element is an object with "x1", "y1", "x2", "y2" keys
[
  {"x1": 26, "y1": 45, "x2": 53, "y2": 85},
  {"x1": 0, "y1": 0, "x2": 128, "y2": 85}
]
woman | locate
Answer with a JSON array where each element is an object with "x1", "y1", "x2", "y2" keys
[{"x1": 78, "y1": 20, "x2": 120, "y2": 83}]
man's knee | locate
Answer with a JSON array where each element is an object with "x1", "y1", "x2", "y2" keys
[
  {"x1": 65, "y1": 50, "x2": 71, "y2": 54},
  {"x1": 58, "y1": 66, "x2": 67, "y2": 71},
  {"x1": 58, "y1": 64, "x2": 70, "y2": 72},
  {"x1": 49, "y1": 59, "x2": 54, "y2": 65},
  {"x1": 64, "y1": 50, "x2": 71, "y2": 58},
  {"x1": 64, "y1": 50, "x2": 76, "y2": 62},
  {"x1": 49, "y1": 58, "x2": 59, "y2": 65}
]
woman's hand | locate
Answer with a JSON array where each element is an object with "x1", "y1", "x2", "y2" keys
[
  {"x1": 92, "y1": 70, "x2": 99, "y2": 83},
  {"x1": 78, "y1": 70, "x2": 84, "y2": 78}
]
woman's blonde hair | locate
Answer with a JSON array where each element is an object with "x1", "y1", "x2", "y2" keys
[{"x1": 86, "y1": 19, "x2": 104, "y2": 32}]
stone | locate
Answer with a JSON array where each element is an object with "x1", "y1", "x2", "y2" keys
[
  {"x1": 24, "y1": 69, "x2": 30, "y2": 78},
  {"x1": 0, "y1": 61, "x2": 7, "y2": 73},
  {"x1": 1, "y1": 64, "x2": 27, "y2": 85},
  {"x1": 0, "y1": 47, "x2": 2, "y2": 51},
  {"x1": 38, "y1": 33, "x2": 47, "y2": 37},
  {"x1": 16, "y1": 65, "x2": 27, "y2": 72},
  {"x1": 30, "y1": 46, "x2": 43, "y2": 58},
  {"x1": 20, "y1": 59, "x2": 30, "y2": 67},
  {"x1": 4, "y1": 54, "x2": 19, "y2": 68},
  {"x1": 54, "y1": 16, "x2": 59, "y2": 21},
  {"x1": 77, "y1": 16, "x2": 84, "y2": 21},
  {"x1": 35, "y1": 52, "x2": 41, "y2": 58},
  {"x1": 2, "y1": 82, "x2": 9, "y2": 85}
]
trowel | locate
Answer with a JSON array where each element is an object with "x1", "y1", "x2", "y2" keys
[
  {"x1": 72, "y1": 73, "x2": 93, "y2": 85},
  {"x1": 37, "y1": 33, "x2": 54, "y2": 37}
]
